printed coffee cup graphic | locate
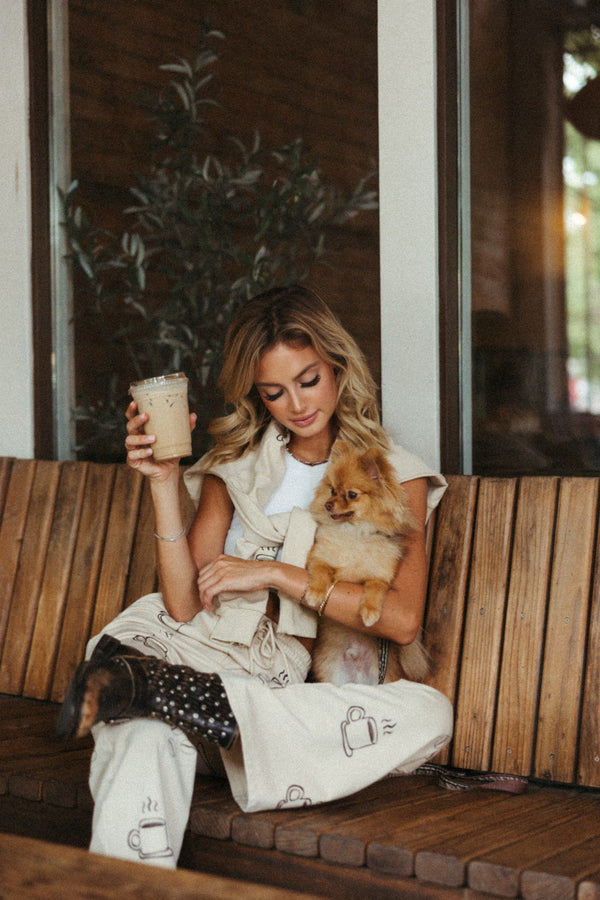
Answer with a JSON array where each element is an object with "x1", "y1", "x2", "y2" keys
[
  {"x1": 127, "y1": 817, "x2": 173, "y2": 859},
  {"x1": 341, "y1": 705, "x2": 378, "y2": 756},
  {"x1": 277, "y1": 784, "x2": 312, "y2": 808}
]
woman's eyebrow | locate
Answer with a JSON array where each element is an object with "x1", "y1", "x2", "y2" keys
[{"x1": 255, "y1": 361, "x2": 319, "y2": 387}]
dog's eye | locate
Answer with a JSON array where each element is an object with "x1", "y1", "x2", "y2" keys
[
  {"x1": 330, "y1": 488, "x2": 337, "y2": 497},
  {"x1": 347, "y1": 491, "x2": 358, "y2": 500}
]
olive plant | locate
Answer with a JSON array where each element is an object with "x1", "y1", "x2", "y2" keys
[{"x1": 61, "y1": 24, "x2": 377, "y2": 460}]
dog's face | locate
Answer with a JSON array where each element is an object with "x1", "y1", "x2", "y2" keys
[
  {"x1": 319, "y1": 463, "x2": 378, "y2": 524},
  {"x1": 310, "y1": 443, "x2": 412, "y2": 534}
]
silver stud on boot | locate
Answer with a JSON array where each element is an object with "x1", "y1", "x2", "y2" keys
[{"x1": 146, "y1": 664, "x2": 238, "y2": 750}]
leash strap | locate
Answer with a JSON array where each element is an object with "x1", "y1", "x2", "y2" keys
[
  {"x1": 377, "y1": 638, "x2": 389, "y2": 684},
  {"x1": 416, "y1": 762, "x2": 528, "y2": 794}
]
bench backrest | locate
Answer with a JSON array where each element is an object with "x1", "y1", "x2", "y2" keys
[
  {"x1": 0, "y1": 458, "x2": 598, "y2": 790},
  {"x1": 424, "y1": 474, "x2": 600, "y2": 790},
  {"x1": 0, "y1": 458, "x2": 160, "y2": 703}
]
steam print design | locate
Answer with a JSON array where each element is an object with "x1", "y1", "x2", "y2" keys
[
  {"x1": 340, "y1": 705, "x2": 397, "y2": 757},
  {"x1": 257, "y1": 669, "x2": 290, "y2": 689},
  {"x1": 132, "y1": 633, "x2": 170, "y2": 658}
]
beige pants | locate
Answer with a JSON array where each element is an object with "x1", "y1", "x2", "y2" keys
[{"x1": 87, "y1": 593, "x2": 453, "y2": 866}]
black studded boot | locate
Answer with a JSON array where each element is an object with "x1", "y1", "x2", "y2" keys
[
  {"x1": 90, "y1": 633, "x2": 146, "y2": 660},
  {"x1": 56, "y1": 649, "x2": 238, "y2": 750}
]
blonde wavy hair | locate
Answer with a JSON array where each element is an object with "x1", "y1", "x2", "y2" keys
[{"x1": 201, "y1": 285, "x2": 390, "y2": 468}]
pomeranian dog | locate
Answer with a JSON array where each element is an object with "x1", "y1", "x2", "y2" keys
[{"x1": 305, "y1": 442, "x2": 430, "y2": 686}]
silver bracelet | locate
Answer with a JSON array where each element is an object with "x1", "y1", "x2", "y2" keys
[{"x1": 153, "y1": 525, "x2": 186, "y2": 542}]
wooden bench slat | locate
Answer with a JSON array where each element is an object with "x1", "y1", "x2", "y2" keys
[
  {"x1": 364, "y1": 788, "x2": 514, "y2": 879},
  {"x1": 272, "y1": 778, "x2": 437, "y2": 863},
  {"x1": 123, "y1": 472, "x2": 194, "y2": 609},
  {"x1": 8, "y1": 757, "x2": 92, "y2": 807},
  {"x1": 0, "y1": 713, "x2": 63, "y2": 739},
  {"x1": 50, "y1": 464, "x2": 117, "y2": 702},
  {"x1": 317, "y1": 786, "x2": 504, "y2": 869},
  {"x1": 0, "y1": 733, "x2": 88, "y2": 760},
  {"x1": 369, "y1": 791, "x2": 580, "y2": 887},
  {"x1": 520, "y1": 831, "x2": 600, "y2": 900},
  {"x1": 0, "y1": 831, "x2": 327, "y2": 900},
  {"x1": 319, "y1": 789, "x2": 506, "y2": 869},
  {"x1": 232, "y1": 777, "x2": 430, "y2": 857},
  {"x1": 534, "y1": 478, "x2": 599, "y2": 784},
  {"x1": 452, "y1": 478, "x2": 517, "y2": 772},
  {"x1": 22, "y1": 463, "x2": 88, "y2": 700},
  {"x1": 579, "y1": 873, "x2": 600, "y2": 900},
  {"x1": 467, "y1": 794, "x2": 600, "y2": 896},
  {"x1": 188, "y1": 780, "x2": 245, "y2": 840},
  {"x1": 423, "y1": 475, "x2": 479, "y2": 765},
  {"x1": 0, "y1": 694, "x2": 56, "y2": 710},
  {"x1": 124, "y1": 475, "x2": 158, "y2": 607},
  {"x1": 0, "y1": 461, "x2": 61, "y2": 694},
  {"x1": 492, "y1": 477, "x2": 559, "y2": 776},
  {"x1": 412, "y1": 790, "x2": 586, "y2": 891},
  {"x1": 230, "y1": 782, "x2": 394, "y2": 854},
  {"x1": 0, "y1": 460, "x2": 38, "y2": 659},
  {"x1": 0, "y1": 457, "x2": 14, "y2": 513},
  {"x1": 1, "y1": 749, "x2": 92, "y2": 775},
  {"x1": 90, "y1": 465, "x2": 145, "y2": 635},
  {"x1": 578, "y1": 515, "x2": 600, "y2": 787}
]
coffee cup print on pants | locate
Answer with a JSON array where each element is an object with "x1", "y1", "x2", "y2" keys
[
  {"x1": 341, "y1": 705, "x2": 378, "y2": 757},
  {"x1": 277, "y1": 784, "x2": 313, "y2": 808},
  {"x1": 127, "y1": 817, "x2": 173, "y2": 860}
]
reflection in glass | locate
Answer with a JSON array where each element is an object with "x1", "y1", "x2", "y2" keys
[{"x1": 470, "y1": 1, "x2": 600, "y2": 474}]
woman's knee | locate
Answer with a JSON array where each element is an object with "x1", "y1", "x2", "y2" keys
[
  {"x1": 92, "y1": 717, "x2": 192, "y2": 757},
  {"x1": 421, "y1": 685, "x2": 454, "y2": 747}
]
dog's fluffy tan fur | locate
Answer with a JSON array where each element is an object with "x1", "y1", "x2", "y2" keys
[{"x1": 305, "y1": 442, "x2": 429, "y2": 686}]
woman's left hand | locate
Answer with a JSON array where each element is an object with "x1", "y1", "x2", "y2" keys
[{"x1": 197, "y1": 555, "x2": 272, "y2": 611}]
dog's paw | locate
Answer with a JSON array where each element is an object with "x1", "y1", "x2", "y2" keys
[
  {"x1": 359, "y1": 602, "x2": 382, "y2": 627},
  {"x1": 305, "y1": 561, "x2": 337, "y2": 610},
  {"x1": 303, "y1": 588, "x2": 320, "y2": 610}
]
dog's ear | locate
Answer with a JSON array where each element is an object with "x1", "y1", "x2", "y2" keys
[{"x1": 360, "y1": 448, "x2": 384, "y2": 481}]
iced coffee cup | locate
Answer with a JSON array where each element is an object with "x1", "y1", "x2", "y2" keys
[{"x1": 129, "y1": 372, "x2": 192, "y2": 461}]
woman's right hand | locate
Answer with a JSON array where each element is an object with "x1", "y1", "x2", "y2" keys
[{"x1": 125, "y1": 400, "x2": 196, "y2": 481}]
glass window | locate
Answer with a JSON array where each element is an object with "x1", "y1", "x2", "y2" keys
[{"x1": 469, "y1": 0, "x2": 600, "y2": 474}]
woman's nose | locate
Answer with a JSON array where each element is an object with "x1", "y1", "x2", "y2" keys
[{"x1": 287, "y1": 389, "x2": 304, "y2": 412}]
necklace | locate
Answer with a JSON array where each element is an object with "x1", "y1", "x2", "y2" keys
[{"x1": 286, "y1": 445, "x2": 330, "y2": 467}]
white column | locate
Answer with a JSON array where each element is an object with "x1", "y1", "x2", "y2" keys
[
  {"x1": 378, "y1": 0, "x2": 440, "y2": 469},
  {"x1": 0, "y1": 1, "x2": 34, "y2": 458}
]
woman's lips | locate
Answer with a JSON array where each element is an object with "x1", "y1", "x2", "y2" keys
[{"x1": 292, "y1": 411, "x2": 318, "y2": 428}]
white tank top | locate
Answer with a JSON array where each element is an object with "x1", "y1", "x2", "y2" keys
[{"x1": 224, "y1": 451, "x2": 327, "y2": 556}]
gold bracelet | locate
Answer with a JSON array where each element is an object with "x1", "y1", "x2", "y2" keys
[{"x1": 318, "y1": 579, "x2": 337, "y2": 617}]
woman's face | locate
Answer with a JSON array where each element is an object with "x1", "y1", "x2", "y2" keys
[{"x1": 255, "y1": 342, "x2": 338, "y2": 444}]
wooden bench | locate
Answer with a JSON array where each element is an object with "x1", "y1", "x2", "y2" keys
[
  {"x1": 1, "y1": 456, "x2": 600, "y2": 899},
  {"x1": 0, "y1": 831, "x2": 325, "y2": 899}
]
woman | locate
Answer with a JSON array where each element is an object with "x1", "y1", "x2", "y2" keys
[{"x1": 57, "y1": 285, "x2": 453, "y2": 867}]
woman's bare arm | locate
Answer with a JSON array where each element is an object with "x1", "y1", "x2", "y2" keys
[
  {"x1": 196, "y1": 477, "x2": 430, "y2": 644},
  {"x1": 125, "y1": 400, "x2": 234, "y2": 622}
]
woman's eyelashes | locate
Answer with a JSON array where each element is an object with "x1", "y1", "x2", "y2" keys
[
  {"x1": 263, "y1": 373, "x2": 321, "y2": 403},
  {"x1": 301, "y1": 373, "x2": 321, "y2": 389}
]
